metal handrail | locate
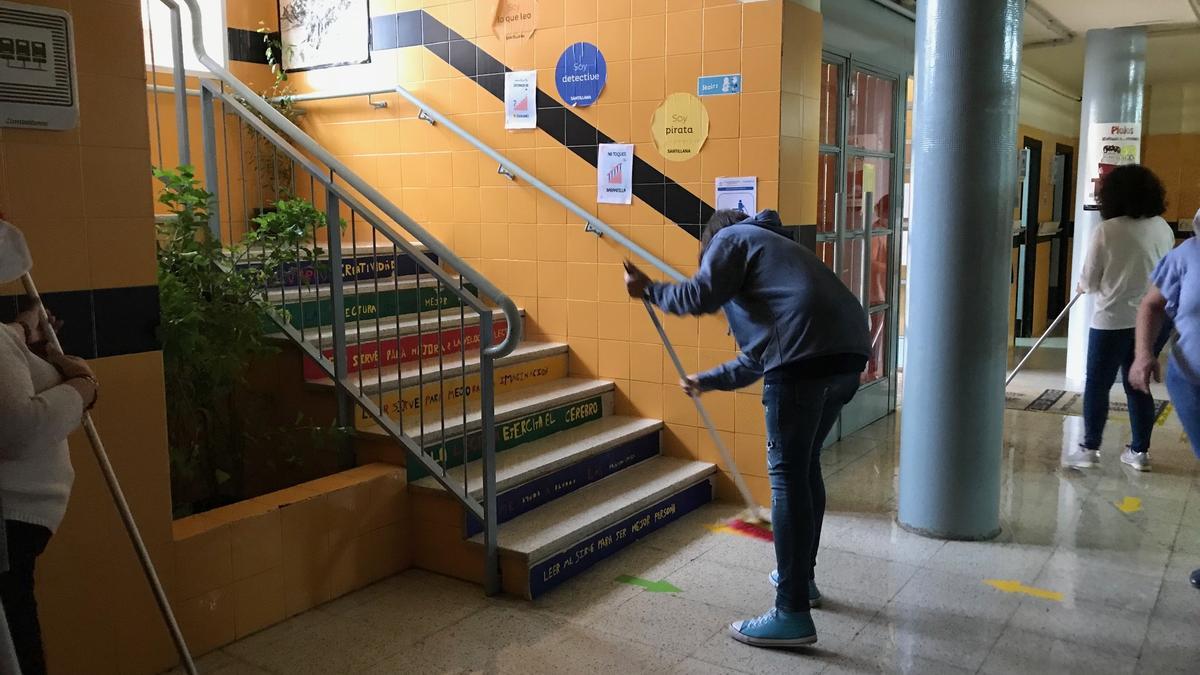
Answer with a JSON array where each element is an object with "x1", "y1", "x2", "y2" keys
[
  {"x1": 275, "y1": 85, "x2": 689, "y2": 284},
  {"x1": 170, "y1": 0, "x2": 521, "y2": 356}
]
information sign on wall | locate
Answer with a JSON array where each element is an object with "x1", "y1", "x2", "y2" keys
[
  {"x1": 555, "y1": 42, "x2": 606, "y2": 107},
  {"x1": 504, "y1": 70, "x2": 537, "y2": 129},
  {"x1": 492, "y1": 0, "x2": 537, "y2": 41},
  {"x1": 1083, "y1": 122, "x2": 1141, "y2": 211},
  {"x1": 650, "y1": 92, "x2": 710, "y2": 162},
  {"x1": 597, "y1": 144, "x2": 634, "y2": 204}
]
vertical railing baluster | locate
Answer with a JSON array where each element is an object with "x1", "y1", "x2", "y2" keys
[
  {"x1": 237, "y1": 117, "x2": 249, "y2": 240},
  {"x1": 437, "y1": 279, "x2": 446, "y2": 480},
  {"x1": 479, "y1": 310, "x2": 499, "y2": 596},
  {"x1": 460, "y1": 276, "x2": 467, "y2": 499},
  {"x1": 144, "y1": 0, "x2": 164, "y2": 168},
  {"x1": 199, "y1": 84, "x2": 220, "y2": 240},
  {"x1": 220, "y1": 92, "x2": 234, "y2": 245},
  {"x1": 393, "y1": 243, "x2": 403, "y2": 435},
  {"x1": 326, "y1": 185, "x2": 351, "y2": 466},
  {"x1": 416, "y1": 265, "x2": 426, "y2": 463},
  {"x1": 165, "y1": 1, "x2": 189, "y2": 166}
]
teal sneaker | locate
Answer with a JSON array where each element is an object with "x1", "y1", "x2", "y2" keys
[
  {"x1": 729, "y1": 608, "x2": 818, "y2": 648},
  {"x1": 768, "y1": 570, "x2": 822, "y2": 608}
]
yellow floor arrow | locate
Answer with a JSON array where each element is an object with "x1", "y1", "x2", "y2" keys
[
  {"x1": 984, "y1": 579, "x2": 1063, "y2": 602},
  {"x1": 1114, "y1": 496, "x2": 1142, "y2": 514}
]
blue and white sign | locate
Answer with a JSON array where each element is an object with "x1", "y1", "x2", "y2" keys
[
  {"x1": 698, "y1": 74, "x2": 742, "y2": 97},
  {"x1": 555, "y1": 42, "x2": 606, "y2": 107}
]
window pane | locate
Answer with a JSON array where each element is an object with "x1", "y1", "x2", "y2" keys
[
  {"x1": 820, "y1": 62, "x2": 840, "y2": 146},
  {"x1": 841, "y1": 237, "x2": 864, "y2": 303},
  {"x1": 863, "y1": 312, "x2": 888, "y2": 384},
  {"x1": 848, "y1": 71, "x2": 894, "y2": 152},
  {"x1": 817, "y1": 242, "x2": 835, "y2": 270},
  {"x1": 845, "y1": 156, "x2": 891, "y2": 233},
  {"x1": 818, "y1": 153, "x2": 838, "y2": 233},
  {"x1": 143, "y1": 0, "x2": 227, "y2": 71}
]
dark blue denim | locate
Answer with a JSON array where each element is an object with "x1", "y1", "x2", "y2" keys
[
  {"x1": 1083, "y1": 326, "x2": 1170, "y2": 453},
  {"x1": 1166, "y1": 360, "x2": 1200, "y2": 459},
  {"x1": 762, "y1": 371, "x2": 859, "y2": 613}
]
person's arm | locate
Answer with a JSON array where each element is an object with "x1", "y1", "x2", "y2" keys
[
  {"x1": 0, "y1": 340, "x2": 87, "y2": 457},
  {"x1": 688, "y1": 352, "x2": 763, "y2": 393},
  {"x1": 1129, "y1": 287, "x2": 1168, "y2": 393},
  {"x1": 1077, "y1": 226, "x2": 1105, "y2": 293},
  {"x1": 645, "y1": 236, "x2": 748, "y2": 316}
]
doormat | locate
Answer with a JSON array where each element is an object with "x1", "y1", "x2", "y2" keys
[{"x1": 1005, "y1": 388, "x2": 1172, "y2": 424}]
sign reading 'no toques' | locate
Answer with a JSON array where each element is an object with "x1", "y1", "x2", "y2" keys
[
  {"x1": 650, "y1": 92, "x2": 710, "y2": 162},
  {"x1": 493, "y1": 0, "x2": 538, "y2": 41}
]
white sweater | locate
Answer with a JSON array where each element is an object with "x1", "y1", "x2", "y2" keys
[
  {"x1": 0, "y1": 324, "x2": 80, "y2": 532},
  {"x1": 1079, "y1": 216, "x2": 1176, "y2": 330}
]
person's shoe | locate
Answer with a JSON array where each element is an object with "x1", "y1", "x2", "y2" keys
[
  {"x1": 1190, "y1": 568, "x2": 1200, "y2": 589},
  {"x1": 1120, "y1": 447, "x2": 1151, "y2": 472},
  {"x1": 729, "y1": 608, "x2": 818, "y2": 648},
  {"x1": 1063, "y1": 445, "x2": 1098, "y2": 468},
  {"x1": 768, "y1": 570, "x2": 822, "y2": 608}
]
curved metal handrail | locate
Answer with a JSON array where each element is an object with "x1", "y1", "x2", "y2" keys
[{"x1": 170, "y1": 0, "x2": 521, "y2": 357}]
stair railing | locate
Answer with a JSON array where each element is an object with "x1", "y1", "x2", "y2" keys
[{"x1": 149, "y1": 0, "x2": 517, "y2": 593}]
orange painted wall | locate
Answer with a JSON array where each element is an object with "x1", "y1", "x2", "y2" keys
[
  {"x1": 1144, "y1": 133, "x2": 1200, "y2": 223},
  {"x1": 0, "y1": 1, "x2": 177, "y2": 673},
  {"x1": 237, "y1": 0, "x2": 818, "y2": 505}
]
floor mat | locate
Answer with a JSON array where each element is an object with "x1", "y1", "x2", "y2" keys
[{"x1": 1005, "y1": 388, "x2": 1172, "y2": 424}]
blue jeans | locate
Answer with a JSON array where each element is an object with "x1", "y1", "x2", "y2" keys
[
  {"x1": 1166, "y1": 359, "x2": 1200, "y2": 459},
  {"x1": 1083, "y1": 326, "x2": 1169, "y2": 453},
  {"x1": 763, "y1": 371, "x2": 860, "y2": 613}
]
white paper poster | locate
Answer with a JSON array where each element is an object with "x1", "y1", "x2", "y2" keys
[
  {"x1": 597, "y1": 144, "x2": 634, "y2": 204},
  {"x1": 504, "y1": 70, "x2": 537, "y2": 130},
  {"x1": 1083, "y1": 122, "x2": 1141, "y2": 210},
  {"x1": 715, "y1": 176, "x2": 757, "y2": 214}
]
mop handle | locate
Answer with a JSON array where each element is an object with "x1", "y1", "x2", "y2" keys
[
  {"x1": 1006, "y1": 291, "x2": 1083, "y2": 387},
  {"x1": 19, "y1": 275, "x2": 198, "y2": 675},
  {"x1": 641, "y1": 299, "x2": 761, "y2": 515}
]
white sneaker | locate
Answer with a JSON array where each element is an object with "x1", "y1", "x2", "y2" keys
[
  {"x1": 1063, "y1": 445, "x2": 1098, "y2": 468},
  {"x1": 1120, "y1": 448, "x2": 1151, "y2": 472}
]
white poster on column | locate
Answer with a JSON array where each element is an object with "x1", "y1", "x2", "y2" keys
[
  {"x1": 1083, "y1": 122, "x2": 1141, "y2": 211},
  {"x1": 504, "y1": 70, "x2": 538, "y2": 130},
  {"x1": 597, "y1": 143, "x2": 634, "y2": 204},
  {"x1": 715, "y1": 176, "x2": 757, "y2": 215}
]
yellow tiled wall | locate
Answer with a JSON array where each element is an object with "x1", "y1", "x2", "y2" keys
[
  {"x1": 1144, "y1": 133, "x2": 1200, "y2": 223},
  {"x1": 0, "y1": 1, "x2": 176, "y2": 673},
  {"x1": 778, "y1": 2, "x2": 821, "y2": 226}
]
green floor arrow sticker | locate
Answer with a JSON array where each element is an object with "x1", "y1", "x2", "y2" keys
[{"x1": 616, "y1": 575, "x2": 680, "y2": 593}]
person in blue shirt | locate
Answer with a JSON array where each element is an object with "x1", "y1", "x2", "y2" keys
[
  {"x1": 625, "y1": 209, "x2": 870, "y2": 648},
  {"x1": 1131, "y1": 209, "x2": 1200, "y2": 589}
]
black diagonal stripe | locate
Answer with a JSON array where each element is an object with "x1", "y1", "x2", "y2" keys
[
  {"x1": 229, "y1": 10, "x2": 714, "y2": 235},
  {"x1": 0, "y1": 285, "x2": 160, "y2": 359}
]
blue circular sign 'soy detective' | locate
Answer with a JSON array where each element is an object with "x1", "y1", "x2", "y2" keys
[{"x1": 555, "y1": 42, "x2": 606, "y2": 107}]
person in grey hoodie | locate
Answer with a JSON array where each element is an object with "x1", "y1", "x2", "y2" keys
[{"x1": 625, "y1": 209, "x2": 870, "y2": 648}]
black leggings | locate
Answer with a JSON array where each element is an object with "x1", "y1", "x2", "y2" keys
[{"x1": 0, "y1": 520, "x2": 51, "y2": 675}]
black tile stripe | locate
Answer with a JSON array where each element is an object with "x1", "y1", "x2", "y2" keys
[
  {"x1": 227, "y1": 27, "x2": 277, "y2": 65},
  {"x1": 230, "y1": 10, "x2": 715, "y2": 235},
  {"x1": 0, "y1": 285, "x2": 160, "y2": 359}
]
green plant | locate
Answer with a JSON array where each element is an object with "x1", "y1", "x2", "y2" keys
[
  {"x1": 244, "y1": 23, "x2": 299, "y2": 206},
  {"x1": 154, "y1": 166, "x2": 346, "y2": 516}
]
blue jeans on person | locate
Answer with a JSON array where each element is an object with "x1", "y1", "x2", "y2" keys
[
  {"x1": 1166, "y1": 359, "x2": 1200, "y2": 459},
  {"x1": 1083, "y1": 324, "x2": 1170, "y2": 453},
  {"x1": 763, "y1": 371, "x2": 860, "y2": 613}
]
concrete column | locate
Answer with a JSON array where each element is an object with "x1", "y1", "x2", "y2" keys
[
  {"x1": 897, "y1": 0, "x2": 1023, "y2": 540},
  {"x1": 1064, "y1": 28, "x2": 1147, "y2": 385}
]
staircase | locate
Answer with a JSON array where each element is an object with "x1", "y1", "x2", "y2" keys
[{"x1": 159, "y1": 0, "x2": 718, "y2": 600}]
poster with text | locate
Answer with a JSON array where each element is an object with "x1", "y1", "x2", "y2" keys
[
  {"x1": 650, "y1": 92, "x2": 710, "y2": 162},
  {"x1": 597, "y1": 144, "x2": 634, "y2": 204},
  {"x1": 505, "y1": 70, "x2": 537, "y2": 130},
  {"x1": 279, "y1": 0, "x2": 371, "y2": 72},
  {"x1": 715, "y1": 176, "x2": 756, "y2": 215},
  {"x1": 555, "y1": 42, "x2": 607, "y2": 107},
  {"x1": 492, "y1": 0, "x2": 537, "y2": 41},
  {"x1": 1084, "y1": 122, "x2": 1141, "y2": 211}
]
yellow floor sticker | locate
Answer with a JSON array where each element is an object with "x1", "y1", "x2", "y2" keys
[
  {"x1": 355, "y1": 354, "x2": 566, "y2": 430},
  {"x1": 984, "y1": 579, "x2": 1063, "y2": 602},
  {"x1": 1114, "y1": 496, "x2": 1142, "y2": 514}
]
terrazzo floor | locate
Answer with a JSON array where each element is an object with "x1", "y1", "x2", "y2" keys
[{"x1": 171, "y1": 348, "x2": 1200, "y2": 674}]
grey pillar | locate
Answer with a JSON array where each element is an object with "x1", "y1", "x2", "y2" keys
[
  {"x1": 1064, "y1": 28, "x2": 1147, "y2": 385},
  {"x1": 898, "y1": 0, "x2": 1023, "y2": 540}
]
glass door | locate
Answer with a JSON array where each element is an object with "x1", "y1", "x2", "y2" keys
[{"x1": 817, "y1": 54, "x2": 904, "y2": 438}]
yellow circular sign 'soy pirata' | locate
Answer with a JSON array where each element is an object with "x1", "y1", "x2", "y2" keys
[{"x1": 651, "y1": 92, "x2": 710, "y2": 162}]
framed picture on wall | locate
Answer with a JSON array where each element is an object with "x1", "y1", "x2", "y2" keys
[{"x1": 278, "y1": 0, "x2": 371, "y2": 72}]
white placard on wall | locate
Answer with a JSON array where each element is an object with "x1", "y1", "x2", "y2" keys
[
  {"x1": 597, "y1": 143, "x2": 634, "y2": 204},
  {"x1": 504, "y1": 70, "x2": 537, "y2": 130}
]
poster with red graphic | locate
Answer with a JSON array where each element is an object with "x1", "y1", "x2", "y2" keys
[
  {"x1": 597, "y1": 143, "x2": 634, "y2": 204},
  {"x1": 1084, "y1": 122, "x2": 1140, "y2": 211},
  {"x1": 505, "y1": 70, "x2": 537, "y2": 129}
]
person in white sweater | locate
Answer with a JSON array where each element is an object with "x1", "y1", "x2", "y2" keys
[
  {"x1": 1065, "y1": 165, "x2": 1176, "y2": 472},
  {"x1": 0, "y1": 221, "x2": 99, "y2": 675}
]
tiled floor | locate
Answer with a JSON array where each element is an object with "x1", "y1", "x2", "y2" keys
[{"x1": 178, "y1": 350, "x2": 1200, "y2": 674}]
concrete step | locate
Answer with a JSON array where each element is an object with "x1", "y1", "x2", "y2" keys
[
  {"x1": 294, "y1": 311, "x2": 522, "y2": 381},
  {"x1": 472, "y1": 456, "x2": 715, "y2": 598},
  {"x1": 358, "y1": 377, "x2": 615, "y2": 450}
]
